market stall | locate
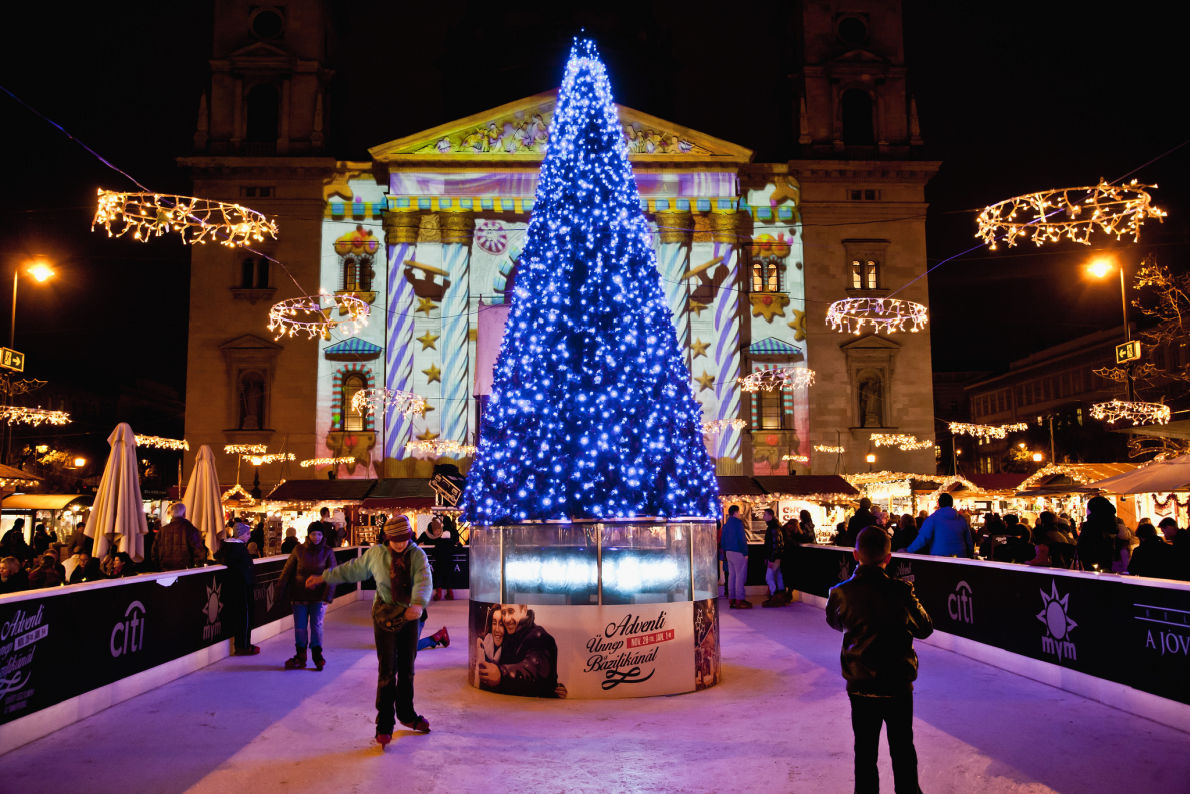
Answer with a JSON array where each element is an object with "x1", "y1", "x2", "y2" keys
[
  {"x1": 1015, "y1": 463, "x2": 1139, "y2": 525},
  {"x1": 262, "y1": 478, "x2": 376, "y2": 552},
  {"x1": 1, "y1": 493, "x2": 92, "y2": 546},
  {"x1": 1088, "y1": 454, "x2": 1190, "y2": 529}
]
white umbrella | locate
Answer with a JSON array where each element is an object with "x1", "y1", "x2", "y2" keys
[
  {"x1": 183, "y1": 444, "x2": 224, "y2": 557},
  {"x1": 1088, "y1": 454, "x2": 1190, "y2": 495},
  {"x1": 84, "y1": 423, "x2": 149, "y2": 561}
]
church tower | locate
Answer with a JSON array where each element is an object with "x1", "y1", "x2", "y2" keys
[
  {"x1": 793, "y1": 0, "x2": 940, "y2": 475},
  {"x1": 180, "y1": 0, "x2": 336, "y2": 487}
]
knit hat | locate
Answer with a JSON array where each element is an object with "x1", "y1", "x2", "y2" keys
[{"x1": 383, "y1": 515, "x2": 413, "y2": 542}]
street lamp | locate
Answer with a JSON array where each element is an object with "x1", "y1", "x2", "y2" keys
[
  {"x1": 1085, "y1": 253, "x2": 1134, "y2": 400},
  {"x1": 12, "y1": 258, "x2": 56, "y2": 348},
  {"x1": 865, "y1": 452, "x2": 876, "y2": 472},
  {"x1": 1031, "y1": 452, "x2": 1044, "y2": 463}
]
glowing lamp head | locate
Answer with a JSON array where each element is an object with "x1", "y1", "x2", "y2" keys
[
  {"x1": 865, "y1": 453, "x2": 877, "y2": 464},
  {"x1": 27, "y1": 261, "x2": 55, "y2": 282},
  {"x1": 1031, "y1": 452, "x2": 1044, "y2": 463},
  {"x1": 1086, "y1": 257, "x2": 1114, "y2": 279},
  {"x1": 72, "y1": 456, "x2": 87, "y2": 468}
]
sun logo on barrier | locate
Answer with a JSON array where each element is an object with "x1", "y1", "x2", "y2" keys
[
  {"x1": 1036, "y1": 580, "x2": 1078, "y2": 661},
  {"x1": 203, "y1": 581, "x2": 223, "y2": 624}
]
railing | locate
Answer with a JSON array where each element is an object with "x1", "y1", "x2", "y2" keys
[{"x1": 788, "y1": 544, "x2": 1190, "y2": 708}]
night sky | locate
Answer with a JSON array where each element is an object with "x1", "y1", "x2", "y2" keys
[{"x1": 1, "y1": 1, "x2": 1185, "y2": 416}]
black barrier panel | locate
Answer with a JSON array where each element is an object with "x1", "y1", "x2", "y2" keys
[
  {"x1": 789, "y1": 545, "x2": 1190, "y2": 706},
  {"x1": 0, "y1": 548, "x2": 362, "y2": 727}
]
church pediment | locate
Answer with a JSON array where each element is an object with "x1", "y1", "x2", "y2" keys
[
  {"x1": 369, "y1": 90, "x2": 753, "y2": 165},
  {"x1": 228, "y1": 40, "x2": 291, "y2": 60},
  {"x1": 839, "y1": 333, "x2": 902, "y2": 352},
  {"x1": 219, "y1": 333, "x2": 283, "y2": 353}
]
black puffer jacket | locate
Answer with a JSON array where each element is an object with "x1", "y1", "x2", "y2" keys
[
  {"x1": 826, "y1": 564, "x2": 933, "y2": 695},
  {"x1": 279, "y1": 539, "x2": 338, "y2": 603}
]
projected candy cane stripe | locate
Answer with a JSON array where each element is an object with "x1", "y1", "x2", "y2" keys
[
  {"x1": 657, "y1": 241, "x2": 689, "y2": 350},
  {"x1": 385, "y1": 240, "x2": 417, "y2": 458},
  {"x1": 440, "y1": 241, "x2": 471, "y2": 443},
  {"x1": 711, "y1": 238, "x2": 741, "y2": 462}
]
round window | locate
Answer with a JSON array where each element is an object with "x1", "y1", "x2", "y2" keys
[
  {"x1": 251, "y1": 9, "x2": 284, "y2": 39},
  {"x1": 838, "y1": 17, "x2": 867, "y2": 47}
]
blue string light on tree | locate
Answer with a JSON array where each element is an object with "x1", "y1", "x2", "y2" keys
[{"x1": 460, "y1": 38, "x2": 720, "y2": 524}]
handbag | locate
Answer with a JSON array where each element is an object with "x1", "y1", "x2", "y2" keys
[{"x1": 372, "y1": 600, "x2": 409, "y2": 633}]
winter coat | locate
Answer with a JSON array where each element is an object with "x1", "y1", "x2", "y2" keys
[
  {"x1": 68, "y1": 558, "x2": 104, "y2": 584},
  {"x1": 842, "y1": 508, "x2": 878, "y2": 548},
  {"x1": 417, "y1": 529, "x2": 459, "y2": 575},
  {"x1": 907, "y1": 507, "x2": 973, "y2": 557},
  {"x1": 1077, "y1": 498, "x2": 1118, "y2": 571},
  {"x1": 719, "y1": 516, "x2": 748, "y2": 554},
  {"x1": 0, "y1": 568, "x2": 29, "y2": 593},
  {"x1": 28, "y1": 562, "x2": 63, "y2": 589},
  {"x1": 280, "y1": 536, "x2": 299, "y2": 554},
  {"x1": 217, "y1": 539, "x2": 255, "y2": 587},
  {"x1": 826, "y1": 564, "x2": 933, "y2": 696},
  {"x1": 485, "y1": 616, "x2": 559, "y2": 698},
  {"x1": 763, "y1": 518, "x2": 784, "y2": 562},
  {"x1": 279, "y1": 539, "x2": 338, "y2": 603},
  {"x1": 321, "y1": 542, "x2": 431, "y2": 609},
  {"x1": 153, "y1": 518, "x2": 207, "y2": 571},
  {"x1": 1128, "y1": 538, "x2": 1176, "y2": 580}
]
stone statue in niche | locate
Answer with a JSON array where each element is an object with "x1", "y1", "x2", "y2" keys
[{"x1": 857, "y1": 371, "x2": 883, "y2": 428}]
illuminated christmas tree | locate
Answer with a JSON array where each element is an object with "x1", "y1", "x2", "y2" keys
[{"x1": 461, "y1": 39, "x2": 719, "y2": 524}]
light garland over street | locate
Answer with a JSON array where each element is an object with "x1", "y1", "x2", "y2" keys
[
  {"x1": 0, "y1": 406, "x2": 71, "y2": 426},
  {"x1": 92, "y1": 189, "x2": 277, "y2": 247},
  {"x1": 738, "y1": 368, "x2": 815, "y2": 392},
  {"x1": 826, "y1": 297, "x2": 928, "y2": 335},
  {"x1": 1089, "y1": 399, "x2": 1171, "y2": 426},
  {"x1": 948, "y1": 421, "x2": 1028, "y2": 439},
  {"x1": 135, "y1": 435, "x2": 189, "y2": 451}
]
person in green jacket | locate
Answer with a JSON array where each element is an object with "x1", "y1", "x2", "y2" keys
[{"x1": 307, "y1": 515, "x2": 432, "y2": 746}]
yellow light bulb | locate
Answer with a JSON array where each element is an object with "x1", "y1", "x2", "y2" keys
[{"x1": 1086, "y1": 257, "x2": 1114, "y2": 279}]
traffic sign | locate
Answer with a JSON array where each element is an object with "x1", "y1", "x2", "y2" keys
[
  {"x1": 0, "y1": 347, "x2": 24, "y2": 372},
  {"x1": 1115, "y1": 340, "x2": 1141, "y2": 365}
]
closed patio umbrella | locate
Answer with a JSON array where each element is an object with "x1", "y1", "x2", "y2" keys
[
  {"x1": 183, "y1": 444, "x2": 224, "y2": 557},
  {"x1": 1088, "y1": 454, "x2": 1190, "y2": 494},
  {"x1": 84, "y1": 423, "x2": 149, "y2": 561}
]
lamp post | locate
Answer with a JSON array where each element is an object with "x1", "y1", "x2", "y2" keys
[
  {"x1": 12, "y1": 259, "x2": 56, "y2": 348},
  {"x1": 1086, "y1": 255, "x2": 1134, "y2": 400},
  {"x1": 865, "y1": 452, "x2": 876, "y2": 472},
  {"x1": 3, "y1": 259, "x2": 55, "y2": 465}
]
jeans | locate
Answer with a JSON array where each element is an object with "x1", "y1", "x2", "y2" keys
[
  {"x1": 292, "y1": 602, "x2": 326, "y2": 648},
  {"x1": 374, "y1": 616, "x2": 422, "y2": 732},
  {"x1": 725, "y1": 551, "x2": 747, "y2": 600},
  {"x1": 765, "y1": 561, "x2": 784, "y2": 595},
  {"x1": 849, "y1": 692, "x2": 921, "y2": 794}
]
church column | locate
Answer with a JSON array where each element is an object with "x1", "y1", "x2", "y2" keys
[
  {"x1": 655, "y1": 210, "x2": 693, "y2": 354},
  {"x1": 439, "y1": 211, "x2": 474, "y2": 445},
  {"x1": 383, "y1": 209, "x2": 420, "y2": 462},
  {"x1": 710, "y1": 211, "x2": 743, "y2": 473}
]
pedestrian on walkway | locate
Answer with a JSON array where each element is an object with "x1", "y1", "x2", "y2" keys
[
  {"x1": 761, "y1": 509, "x2": 787, "y2": 607},
  {"x1": 279, "y1": 524, "x2": 338, "y2": 670},
  {"x1": 307, "y1": 514, "x2": 433, "y2": 746},
  {"x1": 827, "y1": 526, "x2": 933, "y2": 794},
  {"x1": 720, "y1": 505, "x2": 750, "y2": 609},
  {"x1": 217, "y1": 521, "x2": 260, "y2": 656}
]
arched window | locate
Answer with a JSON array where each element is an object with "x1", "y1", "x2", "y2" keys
[
  {"x1": 841, "y1": 90, "x2": 875, "y2": 146},
  {"x1": 758, "y1": 389, "x2": 784, "y2": 429},
  {"x1": 850, "y1": 258, "x2": 879, "y2": 289},
  {"x1": 245, "y1": 84, "x2": 279, "y2": 144},
  {"x1": 342, "y1": 374, "x2": 365, "y2": 432},
  {"x1": 343, "y1": 256, "x2": 358, "y2": 291},
  {"x1": 237, "y1": 371, "x2": 266, "y2": 430},
  {"x1": 752, "y1": 261, "x2": 764, "y2": 292}
]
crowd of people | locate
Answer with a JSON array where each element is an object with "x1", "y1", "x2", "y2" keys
[{"x1": 820, "y1": 494, "x2": 1190, "y2": 580}]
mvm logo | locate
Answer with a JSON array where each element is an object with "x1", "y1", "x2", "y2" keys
[{"x1": 1037, "y1": 580, "x2": 1077, "y2": 662}]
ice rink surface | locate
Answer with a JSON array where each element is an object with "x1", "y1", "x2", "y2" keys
[{"x1": 2, "y1": 598, "x2": 1187, "y2": 793}]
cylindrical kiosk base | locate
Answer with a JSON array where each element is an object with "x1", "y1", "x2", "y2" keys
[{"x1": 468, "y1": 518, "x2": 721, "y2": 699}]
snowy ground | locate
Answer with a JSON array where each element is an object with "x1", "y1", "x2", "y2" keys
[{"x1": 1, "y1": 597, "x2": 1187, "y2": 793}]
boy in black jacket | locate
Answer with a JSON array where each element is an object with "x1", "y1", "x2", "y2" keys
[{"x1": 827, "y1": 527, "x2": 933, "y2": 794}]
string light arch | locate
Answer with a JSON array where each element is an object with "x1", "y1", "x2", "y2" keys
[
  {"x1": 948, "y1": 421, "x2": 1028, "y2": 440},
  {"x1": 93, "y1": 189, "x2": 278, "y2": 247},
  {"x1": 350, "y1": 387, "x2": 427, "y2": 418},
  {"x1": 826, "y1": 297, "x2": 928, "y2": 335},
  {"x1": 738, "y1": 368, "x2": 815, "y2": 392},
  {"x1": 976, "y1": 180, "x2": 1166, "y2": 250},
  {"x1": 1089, "y1": 399, "x2": 1171, "y2": 426},
  {"x1": 268, "y1": 291, "x2": 370, "y2": 341},
  {"x1": 0, "y1": 406, "x2": 71, "y2": 426}
]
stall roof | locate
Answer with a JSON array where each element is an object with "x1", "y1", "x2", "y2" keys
[
  {"x1": 753, "y1": 475, "x2": 859, "y2": 498},
  {"x1": 1017, "y1": 463, "x2": 1138, "y2": 496},
  {"x1": 1086, "y1": 454, "x2": 1190, "y2": 494},
  {"x1": 966, "y1": 473, "x2": 1028, "y2": 493},
  {"x1": 266, "y1": 478, "x2": 377, "y2": 503},
  {"x1": 0, "y1": 464, "x2": 42, "y2": 484},
  {"x1": 2, "y1": 493, "x2": 92, "y2": 511},
  {"x1": 716, "y1": 476, "x2": 766, "y2": 496},
  {"x1": 363, "y1": 478, "x2": 437, "y2": 509}
]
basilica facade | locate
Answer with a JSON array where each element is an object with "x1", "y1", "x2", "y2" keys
[{"x1": 181, "y1": 0, "x2": 938, "y2": 487}]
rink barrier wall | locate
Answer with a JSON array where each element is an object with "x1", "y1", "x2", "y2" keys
[
  {"x1": 789, "y1": 545, "x2": 1190, "y2": 734},
  {"x1": 0, "y1": 547, "x2": 363, "y2": 755}
]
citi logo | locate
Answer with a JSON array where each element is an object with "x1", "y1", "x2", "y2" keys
[
  {"x1": 947, "y1": 581, "x2": 974, "y2": 625},
  {"x1": 1037, "y1": 581, "x2": 1077, "y2": 662},
  {"x1": 111, "y1": 601, "x2": 146, "y2": 658}
]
